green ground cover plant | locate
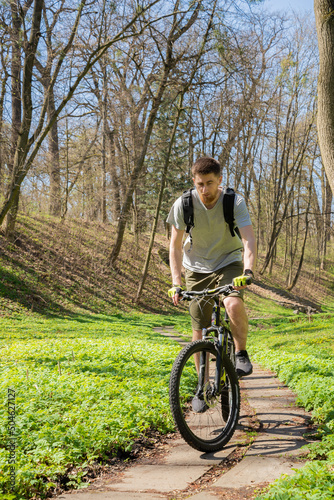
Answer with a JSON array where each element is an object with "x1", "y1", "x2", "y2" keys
[
  {"x1": 0, "y1": 311, "x2": 190, "y2": 499},
  {"x1": 247, "y1": 314, "x2": 334, "y2": 500}
]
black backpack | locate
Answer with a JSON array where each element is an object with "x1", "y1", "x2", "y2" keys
[{"x1": 181, "y1": 187, "x2": 240, "y2": 241}]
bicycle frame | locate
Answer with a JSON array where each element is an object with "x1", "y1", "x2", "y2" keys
[{"x1": 197, "y1": 296, "x2": 234, "y2": 398}]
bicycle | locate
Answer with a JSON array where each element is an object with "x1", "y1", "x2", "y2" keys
[{"x1": 169, "y1": 281, "x2": 250, "y2": 452}]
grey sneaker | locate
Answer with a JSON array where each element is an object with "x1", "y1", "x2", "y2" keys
[
  {"x1": 235, "y1": 350, "x2": 253, "y2": 378},
  {"x1": 192, "y1": 385, "x2": 213, "y2": 413},
  {"x1": 192, "y1": 393, "x2": 208, "y2": 413}
]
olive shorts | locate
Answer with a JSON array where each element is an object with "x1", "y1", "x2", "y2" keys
[{"x1": 185, "y1": 261, "x2": 244, "y2": 331}]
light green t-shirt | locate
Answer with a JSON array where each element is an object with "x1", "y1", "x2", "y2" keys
[{"x1": 167, "y1": 188, "x2": 252, "y2": 273}]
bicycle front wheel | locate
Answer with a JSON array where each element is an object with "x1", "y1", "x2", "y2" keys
[{"x1": 169, "y1": 340, "x2": 240, "y2": 452}]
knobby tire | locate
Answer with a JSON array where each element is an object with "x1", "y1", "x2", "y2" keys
[{"x1": 169, "y1": 340, "x2": 240, "y2": 452}]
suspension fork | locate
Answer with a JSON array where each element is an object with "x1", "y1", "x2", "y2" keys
[
  {"x1": 211, "y1": 299, "x2": 220, "y2": 327},
  {"x1": 213, "y1": 327, "x2": 224, "y2": 394},
  {"x1": 221, "y1": 307, "x2": 231, "y2": 355},
  {"x1": 197, "y1": 328, "x2": 208, "y2": 389}
]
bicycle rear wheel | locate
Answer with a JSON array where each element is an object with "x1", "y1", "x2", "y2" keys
[{"x1": 169, "y1": 340, "x2": 240, "y2": 452}]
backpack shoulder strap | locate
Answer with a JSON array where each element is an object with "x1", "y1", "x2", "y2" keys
[
  {"x1": 182, "y1": 188, "x2": 194, "y2": 234},
  {"x1": 223, "y1": 187, "x2": 237, "y2": 237}
]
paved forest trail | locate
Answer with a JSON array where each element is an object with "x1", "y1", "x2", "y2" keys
[{"x1": 57, "y1": 326, "x2": 312, "y2": 500}]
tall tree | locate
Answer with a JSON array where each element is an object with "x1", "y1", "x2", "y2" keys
[
  {"x1": 108, "y1": 0, "x2": 203, "y2": 266},
  {"x1": 0, "y1": 8, "x2": 10, "y2": 192},
  {"x1": 314, "y1": 0, "x2": 334, "y2": 194},
  {"x1": 135, "y1": 0, "x2": 216, "y2": 302},
  {"x1": 4, "y1": 0, "x2": 42, "y2": 237}
]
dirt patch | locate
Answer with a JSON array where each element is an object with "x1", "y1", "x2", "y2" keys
[
  {"x1": 53, "y1": 431, "x2": 180, "y2": 497},
  {"x1": 249, "y1": 280, "x2": 321, "y2": 314}
]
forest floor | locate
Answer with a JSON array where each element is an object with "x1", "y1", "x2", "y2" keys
[{"x1": 1, "y1": 213, "x2": 334, "y2": 499}]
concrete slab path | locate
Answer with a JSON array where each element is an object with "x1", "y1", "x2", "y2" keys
[{"x1": 56, "y1": 328, "x2": 312, "y2": 500}]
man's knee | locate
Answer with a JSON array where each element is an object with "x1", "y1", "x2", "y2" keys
[{"x1": 224, "y1": 296, "x2": 246, "y2": 318}]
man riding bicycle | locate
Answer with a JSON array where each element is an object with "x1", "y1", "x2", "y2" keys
[{"x1": 167, "y1": 156, "x2": 257, "y2": 378}]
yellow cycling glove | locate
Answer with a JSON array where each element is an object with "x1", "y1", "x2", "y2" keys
[
  {"x1": 233, "y1": 270, "x2": 254, "y2": 287},
  {"x1": 168, "y1": 286, "x2": 183, "y2": 298}
]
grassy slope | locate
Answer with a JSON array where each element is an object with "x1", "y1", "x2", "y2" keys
[
  {"x1": 1, "y1": 213, "x2": 333, "y2": 320},
  {"x1": 0, "y1": 214, "x2": 179, "y2": 318},
  {"x1": 0, "y1": 311, "x2": 191, "y2": 499}
]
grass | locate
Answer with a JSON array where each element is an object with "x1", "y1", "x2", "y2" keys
[
  {"x1": 4, "y1": 296, "x2": 333, "y2": 500},
  {"x1": 246, "y1": 291, "x2": 299, "y2": 319},
  {"x1": 0, "y1": 311, "x2": 191, "y2": 499},
  {"x1": 246, "y1": 313, "x2": 334, "y2": 500},
  {"x1": 3, "y1": 281, "x2": 334, "y2": 499}
]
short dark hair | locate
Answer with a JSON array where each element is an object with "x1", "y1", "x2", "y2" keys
[{"x1": 192, "y1": 157, "x2": 221, "y2": 177}]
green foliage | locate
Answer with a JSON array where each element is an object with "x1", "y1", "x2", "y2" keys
[
  {"x1": 258, "y1": 462, "x2": 334, "y2": 500},
  {"x1": 0, "y1": 311, "x2": 191, "y2": 499},
  {"x1": 248, "y1": 314, "x2": 334, "y2": 500}
]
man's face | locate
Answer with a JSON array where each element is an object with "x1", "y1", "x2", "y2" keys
[{"x1": 193, "y1": 172, "x2": 222, "y2": 206}]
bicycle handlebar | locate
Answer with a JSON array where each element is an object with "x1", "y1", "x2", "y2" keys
[{"x1": 178, "y1": 277, "x2": 252, "y2": 301}]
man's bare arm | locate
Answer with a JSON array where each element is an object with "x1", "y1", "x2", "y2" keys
[
  {"x1": 169, "y1": 225, "x2": 184, "y2": 305},
  {"x1": 239, "y1": 224, "x2": 257, "y2": 273}
]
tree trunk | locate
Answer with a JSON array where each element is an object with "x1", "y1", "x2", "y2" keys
[
  {"x1": 320, "y1": 167, "x2": 333, "y2": 268},
  {"x1": 47, "y1": 88, "x2": 61, "y2": 217},
  {"x1": 324, "y1": 169, "x2": 333, "y2": 244},
  {"x1": 135, "y1": 94, "x2": 184, "y2": 303},
  {"x1": 287, "y1": 214, "x2": 309, "y2": 291},
  {"x1": 287, "y1": 160, "x2": 314, "y2": 291},
  {"x1": 2, "y1": 0, "x2": 43, "y2": 236},
  {"x1": 4, "y1": 198, "x2": 19, "y2": 239},
  {"x1": 134, "y1": 2, "x2": 215, "y2": 300},
  {"x1": 315, "y1": 0, "x2": 334, "y2": 194},
  {"x1": 101, "y1": 65, "x2": 108, "y2": 223},
  {"x1": 61, "y1": 118, "x2": 70, "y2": 221},
  {"x1": 0, "y1": 69, "x2": 9, "y2": 196},
  {"x1": 108, "y1": 129, "x2": 121, "y2": 223},
  {"x1": 109, "y1": 79, "x2": 170, "y2": 265},
  {"x1": 5, "y1": 0, "x2": 23, "y2": 238}
]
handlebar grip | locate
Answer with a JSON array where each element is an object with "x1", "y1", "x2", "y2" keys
[{"x1": 245, "y1": 276, "x2": 253, "y2": 285}]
